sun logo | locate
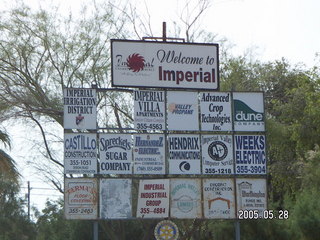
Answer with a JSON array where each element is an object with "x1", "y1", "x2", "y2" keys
[{"x1": 126, "y1": 53, "x2": 145, "y2": 72}]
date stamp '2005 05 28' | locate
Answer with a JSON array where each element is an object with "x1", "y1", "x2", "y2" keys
[{"x1": 238, "y1": 210, "x2": 289, "y2": 220}]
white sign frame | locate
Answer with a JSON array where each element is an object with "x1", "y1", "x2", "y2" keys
[{"x1": 111, "y1": 40, "x2": 219, "y2": 90}]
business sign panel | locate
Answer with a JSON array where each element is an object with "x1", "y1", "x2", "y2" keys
[
  {"x1": 202, "y1": 135, "x2": 233, "y2": 174},
  {"x1": 111, "y1": 40, "x2": 219, "y2": 90},
  {"x1": 203, "y1": 179, "x2": 236, "y2": 219},
  {"x1": 200, "y1": 92, "x2": 232, "y2": 131},
  {"x1": 236, "y1": 178, "x2": 267, "y2": 217},
  {"x1": 137, "y1": 179, "x2": 170, "y2": 218},
  {"x1": 100, "y1": 179, "x2": 132, "y2": 219},
  {"x1": 134, "y1": 90, "x2": 165, "y2": 131},
  {"x1": 64, "y1": 178, "x2": 98, "y2": 219},
  {"x1": 133, "y1": 134, "x2": 165, "y2": 174},
  {"x1": 234, "y1": 134, "x2": 266, "y2": 175},
  {"x1": 233, "y1": 92, "x2": 265, "y2": 132},
  {"x1": 168, "y1": 134, "x2": 201, "y2": 174},
  {"x1": 167, "y1": 91, "x2": 199, "y2": 131},
  {"x1": 99, "y1": 134, "x2": 132, "y2": 174},
  {"x1": 64, "y1": 133, "x2": 97, "y2": 174},
  {"x1": 170, "y1": 179, "x2": 202, "y2": 218},
  {"x1": 63, "y1": 88, "x2": 96, "y2": 129}
]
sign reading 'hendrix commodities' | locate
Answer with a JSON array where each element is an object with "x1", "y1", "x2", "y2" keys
[
  {"x1": 63, "y1": 88, "x2": 96, "y2": 130},
  {"x1": 111, "y1": 40, "x2": 219, "y2": 90}
]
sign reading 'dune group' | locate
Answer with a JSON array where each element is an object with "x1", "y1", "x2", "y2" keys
[
  {"x1": 203, "y1": 179, "x2": 235, "y2": 219},
  {"x1": 100, "y1": 179, "x2": 132, "y2": 219},
  {"x1": 170, "y1": 179, "x2": 202, "y2": 218},
  {"x1": 233, "y1": 92, "x2": 265, "y2": 132},
  {"x1": 63, "y1": 88, "x2": 97, "y2": 130},
  {"x1": 64, "y1": 133, "x2": 97, "y2": 174},
  {"x1": 99, "y1": 134, "x2": 132, "y2": 174},
  {"x1": 168, "y1": 134, "x2": 201, "y2": 174},
  {"x1": 236, "y1": 178, "x2": 267, "y2": 217},
  {"x1": 202, "y1": 135, "x2": 233, "y2": 175},
  {"x1": 111, "y1": 40, "x2": 219, "y2": 90},
  {"x1": 134, "y1": 90, "x2": 165, "y2": 131},
  {"x1": 167, "y1": 91, "x2": 199, "y2": 131},
  {"x1": 200, "y1": 92, "x2": 232, "y2": 131},
  {"x1": 133, "y1": 134, "x2": 165, "y2": 174},
  {"x1": 64, "y1": 178, "x2": 98, "y2": 220},
  {"x1": 137, "y1": 179, "x2": 169, "y2": 218},
  {"x1": 234, "y1": 134, "x2": 266, "y2": 175}
]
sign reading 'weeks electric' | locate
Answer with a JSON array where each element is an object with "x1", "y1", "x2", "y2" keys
[{"x1": 111, "y1": 40, "x2": 219, "y2": 90}]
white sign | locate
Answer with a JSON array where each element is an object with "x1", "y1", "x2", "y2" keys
[
  {"x1": 200, "y1": 92, "x2": 232, "y2": 131},
  {"x1": 63, "y1": 88, "x2": 97, "y2": 129},
  {"x1": 111, "y1": 40, "x2": 219, "y2": 90},
  {"x1": 168, "y1": 134, "x2": 201, "y2": 174},
  {"x1": 64, "y1": 178, "x2": 98, "y2": 220},
  {"x1": 137, "y1": 179, "x2": 170, "y2": 218},
  {"x1": 99, "y1": 134, "x2": 132, "y2": 174},
  {"x1": 233, "y1": 92, "x2": 265, "y2": 131},
  {"x1": 203, "y1": 179, "x2": 236, "y2": 219},
  {"x1": 236, "y1": 178, "x2": 267, "y2": 217},
  {"x1": 100, "y1": 179, "x2": 132, "y2": 219},
  {"x1": 133, "y1": 134, "x2": 165, "y2": 174},
  {"x1": 202, "y1": 135, "x2": 234, "y2": 174},
  {"x1": 234, "y1": 134, "x2": 266, "y2": 175},
  {"x1": 134, "y1": 90, "x2": 165, "y2": 131},
  {"x1": 170, "y1": 179, "x2": 202, "y2": 218},
  {"x1": 167, "y1": 91, "x2": 199, "y2": 131},
  {"x1": 64, "y1": 133, "x2": 97, "y2": 174}
]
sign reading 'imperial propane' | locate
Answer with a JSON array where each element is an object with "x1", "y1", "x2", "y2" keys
[{"x1": 111, "y1": 40, "x2": 219, "y2": 90}]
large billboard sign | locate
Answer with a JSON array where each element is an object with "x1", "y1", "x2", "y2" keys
[
  {"x1": 111, "y1": 40, "x2": 219, "y2": 90},
  {"x1": 63, "y1": 88, "x2": 96, "y2": 130}
]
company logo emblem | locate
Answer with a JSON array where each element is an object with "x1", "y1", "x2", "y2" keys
[
  {"x1": 234, "y1": 100, "x2": 264, "y2": 122},
  {"x1": 126, "y1": 53, "x2": 145, "y2": 72},
  {"x1": 76, "y1": 114, "x2": 84, "y2": 125},
  {"x1": 179, "y1": 161, "x2": 191, "y2": 172},
  {"x1": 175, "y1": 195, "x2": 194, "y2": 213},
  {"x1": 154, "y1": 220, "x2": 179, "y2": 240},
  {"x1": 208, "y1": 141, "x2": 228, "y2": 161}
]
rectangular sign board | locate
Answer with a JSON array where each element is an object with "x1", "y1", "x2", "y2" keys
[
  {"x1": 64, "y1": 133, "x2": 97, "y2": 174},
  {"x1": 111, "y1": 40, "x2": 219, "y2": 90},
  {"x1": 63, "y1": 88, "x2": 97, "y2": 130},
  {"x1": 137, "y1": 179, "x2": 170, "y2": 218},
  {"x1": 100, "y1": 179, "x2": 132, "y2": 219},
  {"x1": 64, "y1": 178, "x2": 98, "y2": 220}
]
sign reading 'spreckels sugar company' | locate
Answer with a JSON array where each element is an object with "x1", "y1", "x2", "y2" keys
[
  {"x1": 233, "y1": 92, "x2": 265, "y2": 132},
  {"x1": 64, "y1": 133, "x2": 97, "y2": 174},
  {"x1": 134, "y1": 90, "x2": 165, "y2": 131},
  {"x1": 99, "y1": 134, "x2": 132, "y2": 174},
  {"x1": 111, "y1": 40, "x2": 219, "y2": 90},
  {"x1": 200, "y1": 92, "x2": 232, "y2": 131},
  {"x1": 234, "y1": 134, "x2": 266, "y2": 175},
  {"x1": 63, "y1": 88, "x2": 97, "y2": 130}
]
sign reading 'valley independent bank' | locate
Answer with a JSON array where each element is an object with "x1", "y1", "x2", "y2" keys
[{"x1": 111, "y1": 39, "x2": 219, "y2": 90}]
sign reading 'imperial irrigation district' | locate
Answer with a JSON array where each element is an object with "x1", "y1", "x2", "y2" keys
[{"x1": 111, "y1": 40, "x2": 219, "y2": 90}]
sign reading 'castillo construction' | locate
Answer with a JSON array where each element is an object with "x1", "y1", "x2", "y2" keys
[{"x1": 111, "y1": 39, "x2": 219, "y2": 90}]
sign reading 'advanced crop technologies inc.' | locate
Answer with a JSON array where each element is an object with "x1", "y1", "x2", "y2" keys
[{"x1": 111, "y1": 40, "x2": 219, "y2": 90}]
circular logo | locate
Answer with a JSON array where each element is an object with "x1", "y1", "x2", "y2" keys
[
  {"x1": 208, "y1": 141, "x2": 228, "y2": 161},
  {"x1": 179, "y1": 161, "x2": 191, "y2": 172},
  {"x1": 154, "y1": 220, "x2": 179, "y2": 240}
]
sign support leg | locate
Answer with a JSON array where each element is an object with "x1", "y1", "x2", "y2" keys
[
  {"x1": 93, "y1": 221, "x2": 99, "y2": 240},
  {"x1": 235, "y1": 220, "x2": 240, "y2": 240}
]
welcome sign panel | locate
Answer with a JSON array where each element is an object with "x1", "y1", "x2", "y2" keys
[{"x1": 111, "y1": 40, "x2": 219, "y2": 90}]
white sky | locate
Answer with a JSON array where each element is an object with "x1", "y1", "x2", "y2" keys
[{"x1": 2, "y1": 0, "x2": 320, "y2": 213}]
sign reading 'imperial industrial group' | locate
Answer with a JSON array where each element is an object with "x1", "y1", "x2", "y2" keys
[{"x1": 111, "y1": 40, "x2": 219, "y2": 90}]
